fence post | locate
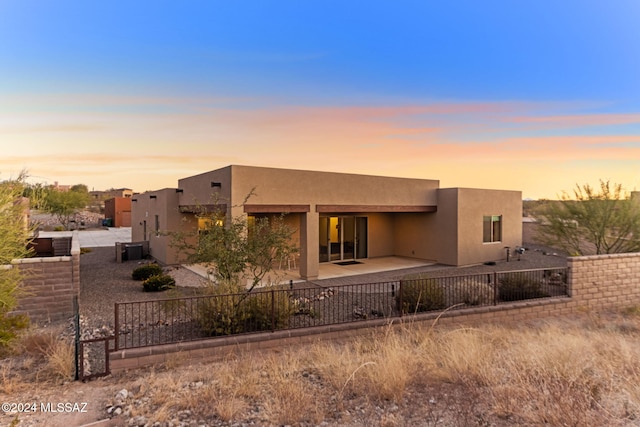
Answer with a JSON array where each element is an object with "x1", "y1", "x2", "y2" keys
[
  {"x1": 104, "y1": 338, "x2": 111, "y2": 377},
  {"x1": 271, "y1": 289, "x2": 276, "y2": 331},
  {"x1": 493, "y1": 272, "x2": 498, "y2": 305},
  {"x1": 398, "y1": 280, "x2": 403, "y2": 318},
  {"x1": 114, "y1": 303, "x2": 119, "y2": 351},
  {"x1": 73, "y1": 295, "x2": 80, "y2": 381}
]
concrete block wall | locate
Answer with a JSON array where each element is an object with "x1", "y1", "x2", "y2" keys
[
  {"x1": 13, "y1": 231, "x2": 81, "y2": 324},
  {"x1": 568, "y1": 252, "x2": 640, "y2": 309},
  {"x1": 432, "y1": 253, "x2": 640, "y2": 327}
]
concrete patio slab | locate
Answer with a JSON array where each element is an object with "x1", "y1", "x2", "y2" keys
[{"x1": 183, "y1": 256, "x2": 435, "y2": 286}]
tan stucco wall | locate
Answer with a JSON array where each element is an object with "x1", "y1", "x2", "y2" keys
[
  {"x1": 227, "y1": 165, "x2": 439, "y2": 207},
  {"x1": 177, "y1": 165, "x2": 440, "y2": 277},
  {"x1": 393, "y1": 213, "x2": 437, "y2": 262},
  {"x1": 132, "y1": 165, "x2": 522, "y2": 270},
  {"x1": 131, "y1": 189, "x2": 197, "y2": 265},
  {"x1": 366, "y1": 213, "x2": 395, "y2": 258},
  {"x1": 178, "y1": 167, "x2": 233, "y2": 217},
  {"x1": 435, "y1": 188, "x2": 522, "y2": 266},
  {"x1": 179, "y1": 165, "x2": 440, "y2": 214}
]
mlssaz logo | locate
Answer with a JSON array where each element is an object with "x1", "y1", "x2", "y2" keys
[{"x1": 40, "y1": 402, "x2": 88, "y2": 413}]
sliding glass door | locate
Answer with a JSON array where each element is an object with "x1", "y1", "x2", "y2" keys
[{"x1": 319, "y1": 216, "x2": 368, "y2": 262}]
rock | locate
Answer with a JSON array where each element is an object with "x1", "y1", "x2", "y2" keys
[
  {"x1": 128, "y1": 415, "x2": 147, "y2": 426},
  {"x1": 353, "y1": 307, "x2": 367, "y2": 319}
]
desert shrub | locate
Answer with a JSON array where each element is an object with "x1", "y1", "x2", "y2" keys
[
  {"x1": 498, "y1": 272, "x2": 549, "y2": 301},
  {"x1": 444, "y1": 278, "x2": 495, "y2": 306},
  {"x1": 0, "y1": 314, "x2": 30, "y2": 354},
  {"x1": 197, "y1": 293, "x2": 248, "y2": 336},
  {"x1": 132, "y1": 263, "x2": 163, "y2": 281},
  {"x1": 397, "y1": 277, "x2": 445, "y2": 313},
  {"x1": 143, "y1": 274, "x2": 176, "y2": 292},
  {"x1": 246, "y1": 291, "x2": 294, "y2": 331},
  {"x1": 196, "y1": 285, "x2": 294, "y2": 336}
]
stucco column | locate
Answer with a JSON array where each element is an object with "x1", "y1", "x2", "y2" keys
[{"x1": 300, "y1": 210, "x2": 319, "y2": 280}]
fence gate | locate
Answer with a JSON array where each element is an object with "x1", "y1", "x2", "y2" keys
[{"x1": 78, "y1": 336, "x2": 114, "y2": 381}]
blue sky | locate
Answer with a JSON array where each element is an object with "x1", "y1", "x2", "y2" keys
[{"x1": 1, "y1": 1, "x2": 639, "y2": 198}]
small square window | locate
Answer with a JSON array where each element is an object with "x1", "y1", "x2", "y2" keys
[{"x1": 483, "y1": 215, "x2": 502, "y2": 243}]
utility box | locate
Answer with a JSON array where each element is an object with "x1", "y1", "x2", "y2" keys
[
  {"x1": 116, "y1": 241, "x2": 149, "y2": 263},
  {"x1": 125, "y1": 244, "x2": 143, "y2": 261}
]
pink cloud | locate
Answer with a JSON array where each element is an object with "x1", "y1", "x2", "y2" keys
[
  {"x1": 4, "y1": 94, "x2": 639, "y2": 197},
  {"x1": 510, "y1": 113, "x2": 640, "y2": 127}
]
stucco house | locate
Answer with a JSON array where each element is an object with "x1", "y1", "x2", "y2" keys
[
  {"x1": 104, "y1": 197, "x2": 132, "y2": 227},
  {"x1": 131, "y1": 165, "x2": 522, "y2": 280}
]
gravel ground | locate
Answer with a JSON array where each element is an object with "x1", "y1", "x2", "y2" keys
[{"x1": 79, "y1": 247, "x2": 207, "y2": 331}]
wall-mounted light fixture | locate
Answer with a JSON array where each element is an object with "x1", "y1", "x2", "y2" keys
[
  {"x1": 211, "y1": 182, "x2": 222, "y2": 188},
  {"x1": 150, "y1": 195, "x2": 157, "y2": 199}
]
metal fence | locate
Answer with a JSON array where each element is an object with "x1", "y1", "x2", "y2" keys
[{"x1": 114, "y1": 267, "x2": 568, "y2": 350}]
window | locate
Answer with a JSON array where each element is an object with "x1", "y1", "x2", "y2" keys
[
  {"x1": 155, "y1": 215, "x2": 160, "y2": 237},
  {"x1": 483, "y1": 215, "x2": 502, "y2": 243},
  {"x1": 197, "y1": 216, "x2": 223, "y2": 234}
]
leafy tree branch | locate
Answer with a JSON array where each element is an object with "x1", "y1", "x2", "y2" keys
[{"x1": 537, "y1": 180, "x2": 640, "y2": 255}]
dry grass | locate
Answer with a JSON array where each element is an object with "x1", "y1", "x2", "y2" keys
[
  {"x1": 6, "y1": 311, "x2": 640, "y2": 426},
  {"x1": 109, "y1": 311, "x2": 640, "y2": 425},
  {"x1": 261, "y1": 352, "x2": 323, "y2": 425},
  {"x1": 101, "y1": 311, "x2": 640, "y2": 426},
  {"x1": 3, "y1": 328, "x2": 75, "y2": 383}
]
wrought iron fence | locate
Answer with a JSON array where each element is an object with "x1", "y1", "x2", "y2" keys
[
  {"x1": 114, "y1": 267, "x2": 568, "y2": 350},
  {"x1": 79, "y1": 336, "x2": 114, "y2": 380}
]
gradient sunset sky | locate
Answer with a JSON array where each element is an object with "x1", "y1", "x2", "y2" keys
[{"x1": 1, "y1": 1, "x2": 639, "y2": 199}]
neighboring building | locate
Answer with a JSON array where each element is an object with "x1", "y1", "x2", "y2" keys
[
  {"x1": 104, "y1": 197, "x2": 132, "y2": 227},
  {"x1": 89, "y1": 188, "x2": 134, "y2": 212},
  {"x1": 131, "y1": 165, "x2": 522, "y2": 279},
  {"x1": 90, "y1": 188, "x2": 134, "y2": 200},
  {"x1": 51, "y1": 181, "x2": 71, "y2": 192}
]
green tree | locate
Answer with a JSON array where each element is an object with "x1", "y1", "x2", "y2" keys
[
  {"x1": 0, "y1": 174, "x2": 33, "y2": 347},
  {"x1": 171, "y1": 199, "x2": 298, "y2": 336},
  {"x1": 22, "y1": 182, "x2": 49, "y2": 210},
  {"x1": 43, "y1": 185, "x2": 90, "y2": 230},
  {"x1": 537, "y1": 180, "x2": 640, "y2": 255},
  {"x1": 171, "y1": 195, "x2": 298, "y2": 292}
]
